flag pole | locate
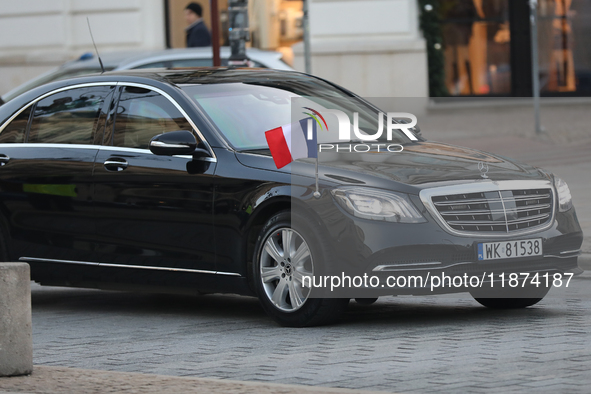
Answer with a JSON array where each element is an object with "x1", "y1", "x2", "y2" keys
[
  {"x1": 308, "y1": 118, "x2": 320, "y2": 198},
  {"x1": 314, "y1": 153, "x2": 320, "y2": 198}
]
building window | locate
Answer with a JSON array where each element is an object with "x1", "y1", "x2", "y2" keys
[
  {"x1": 440, "y1": 0, "x2": 511, "y2": 96},
  {"x1": 538, "y1": 0, "x2": 591, "y2": 94},
  {"x1": 164, "y1": 0, "x2": 302, "y2": 66},
  {"x1": 431, "y1": 0, "x2": 591, "y2": 97}
]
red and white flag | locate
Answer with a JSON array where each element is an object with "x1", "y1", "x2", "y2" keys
[{"x1": 264, "y1": 119, "x2": 318, "y2": 169}]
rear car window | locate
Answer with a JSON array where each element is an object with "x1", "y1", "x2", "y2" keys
[
  {"x1": 28, "y1": 86, "x2": 113, "y2": 144},
  {"x1": 0, "y1": 107, "x2": 31, "y2": 144}
]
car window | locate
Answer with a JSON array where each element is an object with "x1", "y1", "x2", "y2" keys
[
  {"x1": 0, "y1": 107, "x2": 31, "y2": 144},
  {"x1": 27, "y1": 86, "x2": 113, "y2": 145},
  {"x1": 112, "y1": 86, "x2": 197, "y2": 149}
]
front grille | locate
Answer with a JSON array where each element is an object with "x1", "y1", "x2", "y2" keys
[{"x1": 432, "y1": 188, "x2": 553, "y2": 234}]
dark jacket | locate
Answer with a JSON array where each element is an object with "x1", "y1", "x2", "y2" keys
[{"x1": 186, "y1": 20, "x2": 211, "y2": 47}]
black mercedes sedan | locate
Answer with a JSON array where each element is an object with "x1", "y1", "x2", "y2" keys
[{"x1": 0, "y1": 69, "x2": 583, "y2": 326}]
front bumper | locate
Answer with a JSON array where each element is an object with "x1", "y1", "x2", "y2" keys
[{"x1": 305, "y1": 193, "x2": 583, "y2": 298}]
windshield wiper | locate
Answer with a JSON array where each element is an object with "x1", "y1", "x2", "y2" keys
[{"x1": 240, "y1": 148, "x2": 271, "y2": 154}]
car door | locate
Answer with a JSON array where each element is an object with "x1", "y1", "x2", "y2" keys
[
  {"x1": 0, "y1": 84, "x2": 114, "y2": 262},
  {"x1": 93, "y1": 84, "x2": 217, "y2": 273}
]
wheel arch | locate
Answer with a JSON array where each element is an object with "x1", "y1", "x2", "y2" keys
[{"x1": 243, "y1": 194, "x2": 326, "y2": 292}]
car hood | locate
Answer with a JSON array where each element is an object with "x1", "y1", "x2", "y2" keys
[{"x1": 236, "y1": 141, "x2": 548, "y2": 193}]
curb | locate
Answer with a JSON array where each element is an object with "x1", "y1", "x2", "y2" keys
[{"x1": 0, "y1": 366, "x2": 387, "y2": 394}]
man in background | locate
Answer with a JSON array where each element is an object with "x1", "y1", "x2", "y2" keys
[{"x1": 185, "y1": 2, "x2": 211, "y2": 47}]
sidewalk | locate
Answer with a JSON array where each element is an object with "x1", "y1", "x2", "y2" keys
[
  {"x1": 424, "y1": 97, "x2": 591, "y2": 145},
  {"x1": 0, "y1": 366, "x2": 385, "y2": 394}
]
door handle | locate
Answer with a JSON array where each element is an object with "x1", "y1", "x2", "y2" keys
[
  {"x1": 0, "y1": 154, "x2": 10, "y2": 166},
  {"x1": 103, "y1": 158, "x2": 128, "y2": 172}
]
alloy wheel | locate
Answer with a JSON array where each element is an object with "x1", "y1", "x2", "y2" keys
[{"x1": 259, "y1": 228, "x2": 314, "y2": 312}]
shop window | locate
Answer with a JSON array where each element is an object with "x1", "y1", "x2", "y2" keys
[
  {"x1": 440, "y1": 0, "x2": 512, "y2": 96},
  {"x1": 538, "y1": 0, "x2": 591, "y2": 93}
]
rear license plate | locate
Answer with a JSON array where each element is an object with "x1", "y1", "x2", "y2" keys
[{"x1": 477, "y1": 238, "x2": 543, "y2": 261}]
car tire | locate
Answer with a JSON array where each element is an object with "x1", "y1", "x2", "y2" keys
[
  {"x1": 471, "y1": 284, "x2": 551, "y2": 309},
  {"x1": 355, "y1": 298, "x2": 378, "y2": 305},
  {"x1": 472, "y1": 297, "x2": 546, "y2": 309},
  {"x1": 252, "y1": 210, "x2": 349, "y2": 327}
]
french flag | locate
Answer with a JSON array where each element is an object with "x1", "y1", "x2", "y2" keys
[{"x1": 265, "y1": 118, "x2": 318, "y2": 169}]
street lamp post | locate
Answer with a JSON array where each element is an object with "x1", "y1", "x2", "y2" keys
[
  {"x1": 530, "y1": 0, "x2": 542, "y2": 135},
  {"x1": 228, "y1": 0, "x2": 250, "y2": 66},
  {"x1": 211, "y1": 0, "x2": 221, "y2": 66},
  {"x1": 303, "y1": 0, "x2": 312, "y2": 74}
]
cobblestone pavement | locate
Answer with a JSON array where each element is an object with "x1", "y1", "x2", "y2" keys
[
  {"x1": 14, "y1": 272, "x2": 591, "y2": 393},
  {"x1": 2, "y1": 103, "x2": 590, "y2": 393}
]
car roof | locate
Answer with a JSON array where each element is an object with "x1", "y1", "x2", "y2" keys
[
  {"x1": 0, "y1": 68, "x2": 346, "y2": 150},
  {"x1": 1, "y1": 48, "x2": 292, "y2": 103},
  {"x1": 74, "y1": 67, "x2": 309, "y2": 86},
  {"x1": 116, "y1": 47, "x2": 284, "y2": 69},
  {"x1": 4, "y1": 68, "x2": 315, "y2": 108},
  {"x1": 61, "y1": 47, "x2": 287, "y2": 72}
]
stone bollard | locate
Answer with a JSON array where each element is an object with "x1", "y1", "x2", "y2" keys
[{"x1": 0, "y1": 263, "x2": 33, "y2": 376}]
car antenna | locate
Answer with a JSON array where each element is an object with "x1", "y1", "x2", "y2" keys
[{"x1": 86, "y1": 17, "x2": 105, "y2": 74}]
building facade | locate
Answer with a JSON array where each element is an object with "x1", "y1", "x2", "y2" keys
[
  {"x1": 1, "y1": 0, "x2": 589, "y2": 99},
  {"x1": 292, "y1": 0, "x2": 429, "y2": 97},
  {"x1": 0, "y1": 0, "x2": 165, "y2": 96}
]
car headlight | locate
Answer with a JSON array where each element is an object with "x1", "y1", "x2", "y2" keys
[
  {"x1": 331, "y1": 188, "x2": 426, "y2": 223},
  {"x1": 554, "y1": 177, "x2": 573, "y2": 212}
]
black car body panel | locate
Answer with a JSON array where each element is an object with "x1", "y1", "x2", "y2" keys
[{"x1": 0, "y1": 68, "x2": 582, "y2": 301}]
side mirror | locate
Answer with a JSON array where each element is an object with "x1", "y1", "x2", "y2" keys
[{"x1": 149, "y1": 130, "x2": 199, "y2": 156}]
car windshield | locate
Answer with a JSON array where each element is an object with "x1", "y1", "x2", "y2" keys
[{"x1": 181, "y1": 78, "x2": 411, "y2": 151}]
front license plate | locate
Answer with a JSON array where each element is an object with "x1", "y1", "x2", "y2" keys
[{"x1": 477, "y1": 238, "x2": 543, "y2": 261}]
